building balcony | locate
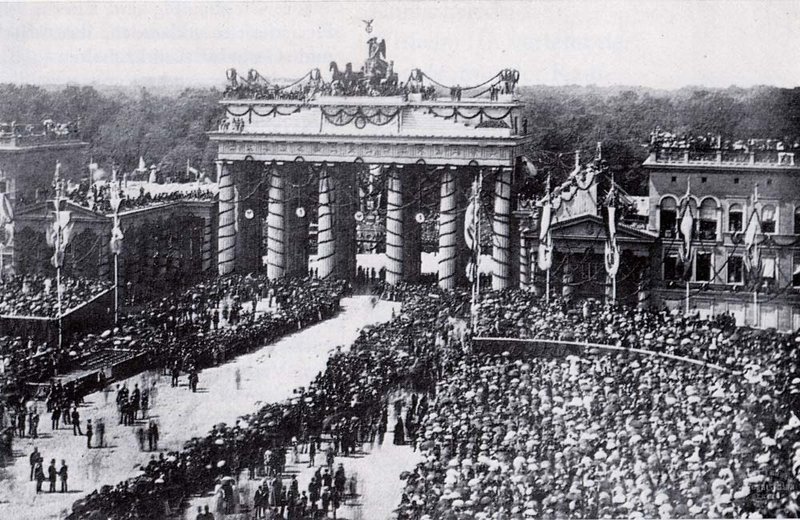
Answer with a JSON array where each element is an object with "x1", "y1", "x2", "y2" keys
[
  {"x1": 646, "y1": 149, "x2": 797, "y2": 169},
  {"x1": 0, "y1": 133, "x2": 85, "y2": 150}
]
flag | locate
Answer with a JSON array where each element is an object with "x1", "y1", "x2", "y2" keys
[
  {"x1": 521, "y1": 155, "x2": 538, "y2": 178},
  {"x1": 604, "y1": 205, "x2": 620, "y2": 278},
  {"x1": 138, "y1": 156, "x2": 146, "y2": 172},
  {"x1": 743, "y1": 189, "x2": 762, "y2": 279},
  {"x1": 678, "y1": 181, "x2": 694, "y2": 276},
  {"x1": 0, "y1": 192, "x2": 13, "y2": 225},
  {"x1": 110, "y1": 223, "x2": 124, "y2": 255},
  {"x1": 47, "y1": 211, "x2": 74, "y2": 267},
  {"x1": 537, "y1": 198, "x2": 553, "y2": 271},
  {"x1": 464, "y1": 180, "x2": 480, "y2": 252},
  {"x1": 0, "y1": 192, "x2": 13, "y2": 247}
]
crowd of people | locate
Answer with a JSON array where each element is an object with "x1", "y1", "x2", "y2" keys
[
  {"x1": 0, "y1": 275, "x2": 112, "y2": 317},
  {"x1": 394, "y1": 294, "x2": 800, "y2": 519},
  {"x1": 649, "y1": 129, "x2": 800, "y2": 154},
  {"x1": 0, "y1": 120, "x2": 79, "y2": 140},
  {"x1": 5, "y1": 278, "x2": 789, "y2": 520},
  {"x1": 0, "y1": 275, "x2": 347, "y2": 448},
  {"x1": 67, "y1": 182, "x2": 216, "y2": 214}
]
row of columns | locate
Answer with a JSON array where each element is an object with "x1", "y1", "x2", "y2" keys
[{"x1": 216, "y1": 160, "x2": 519, "y2": 290}]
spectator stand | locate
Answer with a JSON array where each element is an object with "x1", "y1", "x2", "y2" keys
[{"x1": 0, "y1": 287, "x2": 114, "y2": 344}]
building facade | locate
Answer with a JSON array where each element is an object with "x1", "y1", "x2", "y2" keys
[{"x1": 644, "y1": 135, "x2": 800, "y2": 331}]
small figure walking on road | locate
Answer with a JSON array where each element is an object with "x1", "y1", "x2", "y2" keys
[
  {"x1": 29, "y1": 447, "x2": 42, "y2": 481},
  {"x1": 148, "y1": 421, "x2": 159, "y2": 451},
  {"x1": 51, "y1": 406, "x2": 60, "y2": 430},
  {"x1": 34, "y1": 462, "x2": 45, "y2": 493},
  {"x1": 47, "y1": 459, "x2": 57, "y2": 492},
  {"x1": 59, "y1": 460, "x2": 68, "y2": 493},
  {"x1": 189, "y1": 369, "x2": 199, "y2": 392},
  {"x1": 85, "y1": 419, "x2": 93, "y2": 449},
  {"x1": 71, "y1": 407, "x2": 82, "y2": 436},
  {"x1": 137, "y1": 426, "x2": 146, "y2": 451},
  {"x1": 97, "y1": 418, "x2": 105, "y2": 448}
]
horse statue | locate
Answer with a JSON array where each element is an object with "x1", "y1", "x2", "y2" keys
[
  {"x1": 330, "y1": 62, "x2": 345, "y2": 83},
  {"x1": 226, "y1": 68, "x2": 239, "y2": 88},
  {"x1": 499, "y1": 68, "x2": 520, "y2": 95}
]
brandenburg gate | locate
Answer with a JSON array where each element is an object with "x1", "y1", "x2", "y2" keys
[{"x1": 209, "y1": 33, "x2": 530, "y2": 289}]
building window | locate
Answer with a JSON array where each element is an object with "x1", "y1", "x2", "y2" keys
[
  {"x1": 733, "y1": 178, "x2": 739, "y2": 184},
  {"x1": 794, "y1": 207, "x2": 800, "y2": 235},
  {"x1": 761, "y1": 204, "x2": 776, "y2": 233},
  {"x1": 664, "y1": 253, "x2": 684, "y2": 281},
  {"x1": 729, "y1": 203, "x2": 743, "y2": 232},
  {"x1": 660, "y1": 197, "x2": 677, "y2": 237},
  {"x1": 728, "y1": 255, "x2": 744, "y2": 284},
  {"x1": 794, "y1": 253, "x2": 800, "y2": 288},
  {"x1": 0, "y1": 180, "x2": 6, "y2": 193},
  {"x1": 762, "y1": 256, "x2": 776, "y2": 281},
  {"x1": 671, "y1": 176, "x2": 677, "y2": 183},
  {"x1": 698, "y1": 199, "x2": 718, "y2": 240},
  {"x1": 701, "y1": 177, "x2": 707, "y2": 183},
  {"x1": 695, "y1": 251, "x2": 712, "y2": 282},
  {"x1": 767, "y1": 178, "x2": 773, "y2": 185}
]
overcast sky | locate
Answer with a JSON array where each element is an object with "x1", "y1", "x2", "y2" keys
[{"x1": 1, "y1": 0, "x2": 799, "y2": 89}]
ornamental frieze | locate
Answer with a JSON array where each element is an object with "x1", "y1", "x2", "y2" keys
[{"x1": 217, "y1": 140, "x2": 514, "y2": 163}]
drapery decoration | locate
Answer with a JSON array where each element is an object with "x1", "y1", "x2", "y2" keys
[{"x1": 320, "y1": 106, "x2": 401, "y2": 126}]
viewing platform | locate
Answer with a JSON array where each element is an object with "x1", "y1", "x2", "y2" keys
[
  {"x1": 644, "y1": 132, "x2": 799, "y2": 170},
  {"x1": 0, "y1": 121, "x2": 87, "y2": 151}
]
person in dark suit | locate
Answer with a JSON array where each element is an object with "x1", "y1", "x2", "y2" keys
[
  {"x1": 47, "y1": 459, "x2": 57, "y2": 492},
  {"x1": 59, "y1": 460, "x2": 68, "y2": 492}
]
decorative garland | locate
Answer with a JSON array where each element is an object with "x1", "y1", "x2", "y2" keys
[
  {"x1": 536, "y1": 165, "x2": 599, "y2": 213},
  {"x1": 225, "y1": 105, "x2": 303, "y2": 121},
  {"x1": 320, "y1": 106, "x2": 401, "y2": 127},
  {"x1": 427, "y1": 106, "x2": 513, "y2": 122}
]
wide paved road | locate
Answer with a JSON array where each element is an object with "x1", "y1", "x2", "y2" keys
[{"x1": 0, "y1": 296, "x2": 398, "y2": 520}]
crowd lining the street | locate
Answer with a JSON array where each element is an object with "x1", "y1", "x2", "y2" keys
[{"x1": 53, "y1": 281, "x2": 797, "y2": 519}]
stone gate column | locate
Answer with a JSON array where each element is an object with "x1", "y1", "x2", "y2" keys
[
  {"x1": 385, "y1": 165, "x2": 403, "y2": 285},
  {"x1": 492, "y1": 166, "x2": 512, "y2": 290},
  {"x1": 317, "y1": 166, "x2": 336, "y2": 280},
  {"x1": 285, "y1": 163, "x2": 311, "y2": 278},
  {"x1": 201, "y1": 216, "x2": 213, "y2": 273},
  {"x1": 267, "y1": 164, "x2": 286, "y2": 279},
  {"x1": 217, "y1": 160, "x2": 236, "y2": 275},
  {"x1": 438, "y1": 167, "x2": 458, "y2": 289},
  {"x1": 519, "y1": 235, "x2": 529, "y2": 290}
]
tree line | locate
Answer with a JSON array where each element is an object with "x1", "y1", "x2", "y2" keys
[{"x1": 0, "y1": 83, "x2": 798, "y2": 194}]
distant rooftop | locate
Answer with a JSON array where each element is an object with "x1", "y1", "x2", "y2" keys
[
  {"x1": 0, "y1": 121, "x2": 85, "y2": 150},
  {"x1": 645, "y1": 130, "x2": 798, "y2": 168}
]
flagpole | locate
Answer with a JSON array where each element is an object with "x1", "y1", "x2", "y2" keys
[
  {"x1": 111, "y1": 186, "x2": 122, "y2": 325},
  {"x1": 752, "y1": 183, "x2": 759, "y2": 327},
  {"x1": 612, "y1": 274, "x2": 617, "y2": 307},
  {"x1": 611, "y1": 168, "x2": 616, "y2": 306},
  {"x1": 471, "y1": 169, "x2": 483, "y2": 332},
  {"x1": 685, "y1": 280, "x2": 690, "y2": 315},
  {"x1": 54, "y1": 167, "x2": 64, "y2": 351},
  {"x1": 545, "y1": 172, "x2": 551, "y2": 306},
  {"x1": 114, "y1": 231, "x2": 119, "y2": 325}
]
